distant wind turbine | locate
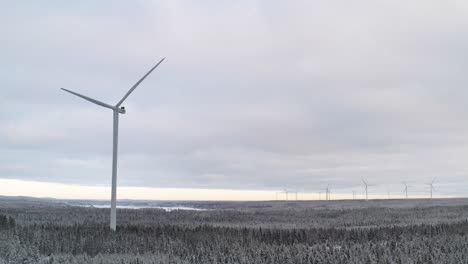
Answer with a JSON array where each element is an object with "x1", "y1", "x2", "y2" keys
[
  {"x1": 281, "y1": 189, "x2": 289, "y2": 200},
  {"x1": 362, "y1": 179, "x2": 375, "y2": 201},
  {"x1": 60, "y1": 58, "x2": 166, "y2": 231},
  {"x1": 425, "y1": 178, "x2": 436, "y2": 199},
  {"x1": 325, "y1": 185, "x2": 331, "y2": 201},
  {"x1": 275, "y1": 191, "x2": 284, "y2": 201},
  {"x1": 282, "y1": 189, "x2": 298, "y2": 201},
  {"x1": 402, "y1": 182, "x2": 412, "y2": 199}
]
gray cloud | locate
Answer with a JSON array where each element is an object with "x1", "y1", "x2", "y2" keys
[{"x1": 1, "y1": 1, "x2": 468, "y2": 196}]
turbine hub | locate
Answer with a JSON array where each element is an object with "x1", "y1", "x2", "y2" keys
[{"x1": 118, "y1": 106, "x2": 126, "y2": 114}]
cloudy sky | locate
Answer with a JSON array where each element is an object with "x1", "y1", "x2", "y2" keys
[{"x1": 1, "y1": 1, "x2": 468, "y2": 200}]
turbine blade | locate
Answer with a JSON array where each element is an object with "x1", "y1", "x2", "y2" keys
[
  {"x1": 116, "y1": 57, "x2": 165, "y2": 107},
  {"x1": 61, "y1": 88, "x2": 114, "y2": 110}
]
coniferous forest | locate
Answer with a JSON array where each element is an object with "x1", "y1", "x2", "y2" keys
[{"x1": 0, "y1": 198, "x2": 467, "y2": 264}]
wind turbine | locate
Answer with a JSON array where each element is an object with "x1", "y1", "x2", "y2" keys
[
  {"x1": 60, "y1": 58, "x2": 165, "y2": 231},
  {"x1": 402, "y1": 182, "x2": 412, "y2": 199},
  {"x1": 425, "y1": 178, "x2": 436, "y2": 199},
  {"x1": 362, "y1": 179, "x2": 375, "y2": 201},
  {"x1": 281, "y1": 189, "x2": 289, "y2": 200},
  {"x1": 275, "y1": 191, "x2": 283, "y2": 200},
  {"x1": 325, "y1": 185, "x2": 331, "y2": 201}
]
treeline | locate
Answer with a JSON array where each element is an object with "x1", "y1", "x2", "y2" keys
[{"x1": 1, "y1": 212, "x2": 468, "y2": 264}]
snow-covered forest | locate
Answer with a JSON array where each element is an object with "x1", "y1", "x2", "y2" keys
[{"x1": 1, "y1": 198, "x2": 467, "y2": 263}]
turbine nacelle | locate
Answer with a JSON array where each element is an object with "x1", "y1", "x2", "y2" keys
[{"x1": 117, "y1": 106, "x2": 126, "y2": 114}]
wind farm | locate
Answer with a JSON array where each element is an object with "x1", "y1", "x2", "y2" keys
[
  {"x1": 3, "y1": 1, "x2": 468, "y2": 263},
  {"x1": 268, "y1": 178, "x2": 445, "y2": 202}
]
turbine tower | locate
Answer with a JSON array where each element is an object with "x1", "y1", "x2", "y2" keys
[
  {"x1": 60, "y1": 58, "x2": 165, "y2": 231},
  {"x1": 362, "y1": 179, "x2": 375, "y2": 201},
  {"x1": 425, "y1": 178, "x2": 436, "y2": 199}
]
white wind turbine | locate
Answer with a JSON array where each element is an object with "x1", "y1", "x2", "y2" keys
[
  {"x1": 281, "y1": 189, "x2": 289, "y2": 200},
  {"x1": 275, "y1": 191, "x2": 283, "y2": 200},
  {"x1": 425, "y1": 178, "x2": 436, "y2": 199},
  {"x1": 402, "y1": 182, "x2": 412, "y2": 199},
  {"x1": 362, "y1": 179, "x2": 375, "y2": 201},
  {"x1": 60, "y1": 58, "x2": 165, "y2": 231},
  {"x1": 324, "y1": 185, "x2": 331, "y2": 201}
]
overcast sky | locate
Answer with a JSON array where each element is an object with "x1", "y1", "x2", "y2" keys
[{"x1": 1, "y1": 1, "x2": 468, "y2": 200}]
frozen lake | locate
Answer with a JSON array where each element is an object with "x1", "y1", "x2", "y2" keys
[{"x1": 77, "y1": 204, "x2": 208, "y2": 211}]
